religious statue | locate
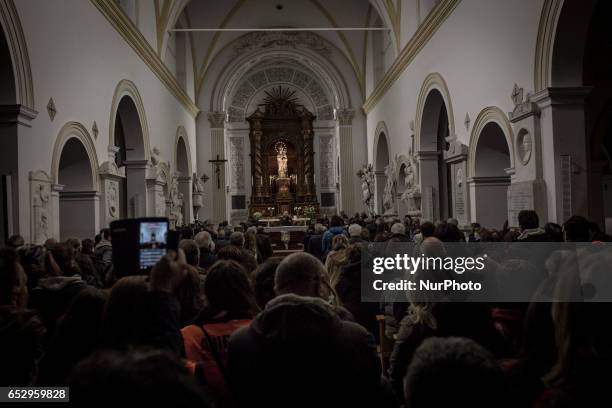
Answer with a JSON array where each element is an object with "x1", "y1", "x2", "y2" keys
[
  {"x1": 399, "y1": 151, "x2": 422, "y2": 215},
  {"x1": 357, "y1": 164, "x2": 375, "y2": 215},
  {"x1": 150, "y1": 146, "x2": 162, "y2": 167},
  {"x1": 168, "y1": 175, "x2": 184, "y2": 228},
  {"x1": 276, "y1": 142, "x2": 288, "y2": 178},
  {"x1": 192, "y1": 172, "x2": 208, "y2": 194},
  {"x1": 382, "y1": 163, "x2": 397, "y2": 215}
]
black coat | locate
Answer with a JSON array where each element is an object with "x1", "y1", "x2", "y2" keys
[
  {"x1": 256, "y1": 233, "x2": 273, "y2": 261},
  {"x1": 228, "y1": 295, "x2": 386, "y2": 408},
  {"x1": 306, "y1": 234, "x2": 324, "y2": 261}
]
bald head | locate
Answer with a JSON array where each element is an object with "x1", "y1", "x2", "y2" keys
[{"x1": 274, "y1": 252, "x2": 326, "y2": 298}]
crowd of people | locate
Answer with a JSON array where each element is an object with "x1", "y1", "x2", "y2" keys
[{"x1": 0, "y1": 209, "x2": 611, "y2": 407}]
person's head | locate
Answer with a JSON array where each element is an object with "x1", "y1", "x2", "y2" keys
[
  {"x1": 244, "y1": 231, "x2": 257, "y2": 252},
  {"x1": 45, "y1": 242, "x2": 79, "y2": 277},
  {"x1": 391, "y1": 222, "x2": 406, "y2": 236},
  {"x1": 81, "y1": 238, "x2": 95, "y2": 255},
  {"x1": 230, "y1": 231, "x2": 245, "y2": 247},
  {"x1": 194, "y1": 230, "x2": 212, "y2": 251},
  {"x1": 253, "y1": 260, "x2": 280, "y2": 309},
  {"x1": 420, "y1": 221, "x2": 435, "y2": 238},
  {"x1": 204, "y1": 260, "x2": 257, "y2": 316},
  {"x1": 348, "y1": 223, "x2": 362, "y2": 238},
  {"x1": 518, "y1": 210, "x2": 539, "y2": 231},
  {"x1": 178, "y1": 239, "x2": 200, "y2": 267},
  {"x1": 94, "y1": 234, "x2": 101, "y2": 246},
  {"x1": 563, "y1": 215, "x2": 590, "y2": 242},
  {"x1": 68, "y1": 349, "x2": 211, "y2": 407},
  {"x1": 330, "y1": 215, "x2": 343, "y2": 228},
  {"x1": 0, "y1": 248, "x2": 27, "y2": 308},
  {"x1": 314, "y1": 223, "x2": 326, "y2": 235},
  {"x1": 544, "y1": 222, "x2": 564, "y2": 242},
  {"x1": 100, "y1": 228, "x2": 111, "y2": 241},
  {"x1": 447, "y1": 218, "x2": 459, "y2": 227},
  {"x1": 6, "y1": 235, "x2": 24, "y2": 249},
  {"x1": 405, "y1": 337, "x2": 507, "y2": 408},
  {"x1": 331, "y1": 234, "x2": 349, "y2": 251},
  {"x1": 275, "y1": 252, "x2": 325, "y2": 298},
  {"x1": 103, "y1": 275, "x2": 150, "y2": 350},
  {"x1": 434, "y1": 222, "x2": 464, "y2": 242},
  {"x1": 216, "y1": 245, "x2": 257, "y2": 273}
]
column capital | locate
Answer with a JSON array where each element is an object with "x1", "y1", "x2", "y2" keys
[
  {"x1": 532, "y1": 87, "x2": 592, "y2": 108},
  {"x1": 0, "y1": 104, "x2": 38, "y2": 127},
  {"x1": 208, "y1": 111, "x2": 226, "y2": 128},
  {"x1": 335, "y1": 108, "x2": 355, "y2": 126}
]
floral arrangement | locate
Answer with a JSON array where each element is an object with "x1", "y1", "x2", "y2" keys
[{"x1": 253, "y1": 211, "x2": 262, "y2": 221}]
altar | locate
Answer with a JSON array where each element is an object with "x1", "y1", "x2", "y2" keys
[{"x1": 247, "y1": 86, "x2": 320, "y2": 218}]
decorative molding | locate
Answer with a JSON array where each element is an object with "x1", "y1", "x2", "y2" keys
[
  {"x1": 89, "y1": 0, "x2": 199, "y2": 117},
  {"x1": 0, "y1": 0, "x2": 36, "y2": 110},
  {"x1": 335, "y1": 108, "x2": 355, "y2": 126},
  {"x1": 92, "y1": 121, "x2": 99, "y2": 139},
  {"x1": 534, "y1": 0, "x2": 562, "y2": 92},
  {"x1": 50, "y1": 121, "x2": 100, "y2": 192},
  {"x1": 362, "y1": 0, "x2": 461, "y2": 114},
  {"x1": 464, "y1": 112, "x2": 470, "y2": 131},
  {"x1": 46, "y1": 98, "x2": 57, "y2": 121},
  {"x1": 207, "y1": 111, "x2": 226, "y2": 128},
  {"x1": 467, "y1": 106, "x2": 515, "y2": 179}
]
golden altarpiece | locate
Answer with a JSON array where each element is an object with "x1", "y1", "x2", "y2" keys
[{"x1": 247, "y1": 87, "x2": 319, "y2": 216}]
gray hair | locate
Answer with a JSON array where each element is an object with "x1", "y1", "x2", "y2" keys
[
  {"x1": 391, "y1": 222, "x2": 406, "y2": 235},
  {"x1": 230, "y1": 231, "x2": 245, "y2": 247},
  {"x1": 348, "y1": 223, "x2": 362, "y2": 237},
  {"x1": 314, "y1": 223, "x2": 326, "y2": 234},
  {"x1": 194, "y1": 230, "x2": 212, "y2": 250}
]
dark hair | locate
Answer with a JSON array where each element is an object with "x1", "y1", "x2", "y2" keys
[
  {"x1": 0, "y1": 248, "x2": 20, "y2": 305},
  {"x1": 81, "y1": 238, "x2": 95, "y2": 255},
  {"x1": 434, "y1": 223, "x2": 464, "y2": 242},
  {"x1": 544, "y1": 223, "x2": 564, "y2": 242},
  {"x1": 330, "y1": 215, "x2": 344, "y2": 227},
  {"x1": 6, "y1": 235, "x2": 24, "y2": 249},
  {"x1": 253, "y1": 260, "x2": 279, "y2": 309},
  {"x1": 518, "y1": 210, "x2": 539, "y2": 230},
  {"x1": 100, "y1": 228, "x2": 111, "y2": 241},
  {"x1": 178, "y1": 239, "x2": 200, "y2": 267},
  {"x1": 201, "y1": 260, "x2": 257, "y2": 319},
  {"x1": 563, "y1": 215, "x2": 590, "y2": 242},
  {"x1": 420, "y1": 222, "x2": 435, "y2": 238},
  {"x1": 45, "y1": 243, "x2": 79, "y2": 277},
  {"x1": 405, "y1": 337, "x2": 508, "y2": 407},
  {"x1": 68, "y1": 349, "x2": 211, "y2": 407},
  {"x1": 217, "y1": 245, "x2": 257, "y2": 273},
  {"x1": 103, "y1": 276, "x2": 150, "y2": 350}
]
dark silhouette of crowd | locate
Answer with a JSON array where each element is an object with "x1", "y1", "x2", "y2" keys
[{"x1": 1, "y1": 209, "x2": 611, "y2": 407}]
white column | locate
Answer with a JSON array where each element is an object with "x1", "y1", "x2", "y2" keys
[
  {"x1": 533, "y1": 87, "x2": 590, "y2": 223},
  {"x1": 208, "y1": 112, "x2": 227, "y2": 222},
  {"x1": 336, "y1": 109, "x2": 355, "y2": 215}
]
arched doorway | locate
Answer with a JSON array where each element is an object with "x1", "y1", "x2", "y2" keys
[
  {"x1": 542, "y1": 0, "x2": 612, "y2": 230},
  {"x1": 113, "y1": 95, "x2": 147, "y2": 218},
  {"x1": 0, "y1": 24, "x2": 16, "y2": 244},
  {"x1": 175, "y1": 132, "x2": 192, "y2": 225},
  {"x1": 57, "y1": 138, "x2": 98, "y2": 240},
  {"x1": 471, "y1": 122, "x2": 511, "y2": 229},
  {"x1": 375, "y1": 132, "x2": 390, "y2": 214},
  {"x1": 419, "y1": 89, "x2": 452, "y2": 222}
]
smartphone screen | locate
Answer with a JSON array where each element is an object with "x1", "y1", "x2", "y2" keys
[{"x1": 139, "y1": 221, "x2": 168, "y2": 269}]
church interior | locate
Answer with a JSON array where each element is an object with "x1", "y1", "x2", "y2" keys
[{"x1": 1, "y1": 0, "x2": 612, "y2": 405}]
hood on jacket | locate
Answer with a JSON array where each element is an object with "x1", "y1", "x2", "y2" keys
[{"x1": 249, "y1": 294, "x2": 343, "y2": 344}]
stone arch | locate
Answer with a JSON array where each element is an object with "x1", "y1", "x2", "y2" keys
[
  {"x1": 415, "y1": 73, "x2": 455, "y2": 221},
  {"x1": 51, "y1": 121, "x2": 99, "y2": 190},
  {"x1": 0, "y1": 0, "x2": 35, "y2": 109},
  {"x1": 174, "y1": 126, "x2": 192, "y2": 176},
  {"x1": 109, "y1": 80, "x2": 150, "y2": 217},
  {"x1": 108, "y1": 79, "x2": 150, "y2": 161},
  {"x1": 51, "y1": 122, "x2": 100, "y2": 240},
  {"x1": 468, "y1": 108, "x2": 514, "y2": 229}
]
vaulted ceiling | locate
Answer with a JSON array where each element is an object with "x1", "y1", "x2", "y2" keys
[{"x1": 156, "y1": 0, "x2": 399, "y2": 103}]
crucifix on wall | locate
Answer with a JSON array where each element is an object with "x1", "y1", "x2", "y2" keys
[{"x1": 209, "y1": 154, "x2": 228, "y2": 189}]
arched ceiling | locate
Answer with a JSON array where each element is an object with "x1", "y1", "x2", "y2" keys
[{"x1": 158, "y1": 0, "x2": 397, "y2": 103}]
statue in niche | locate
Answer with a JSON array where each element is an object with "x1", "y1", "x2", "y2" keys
[
  {"x1": 382, "y1": 162, "x2": 397, "y2": 215},
  {"x1": 357, "y1": 164, "x2": 375, "y2": 215},
  {"x1": 192, "y1": 172, "x2": 208, "y2": 194},
  {"x1": 168, "y1": 175, "x2": 184, "y2": 227},
  {"x1": 36, "y1": 183, "x2": 50, "y2": 242},
  {"x1": 276, "y1": 142, "x2": 288, "y2": 178},
  {"x1": 108, "y1": 181, "x2": 118, "y2": 218},
  {"x1": 150, "y1": 146, "x2": 162, "y2": 167},
  {"x1": 400, "y1": 150, "x2": 422, "y2": 215}
]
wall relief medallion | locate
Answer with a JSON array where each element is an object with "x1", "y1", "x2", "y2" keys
[{"x1": 517, "y1": 129, "x2": 532, "y2": 165}]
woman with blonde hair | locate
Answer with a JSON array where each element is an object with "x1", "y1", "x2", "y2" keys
[{"x1": 324, "y1": 234, "x2": 350, "y2": 288}]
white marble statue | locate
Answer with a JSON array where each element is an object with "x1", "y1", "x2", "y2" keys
[
  {"x1": 357, "y1": 164, "x2": 375, "y2": 215},
  {"x1": 382, "y1": 163, "x2": 397, "y2": 214},
  {"x1": 276, "y1": 143, "x2": 288, "y2": 178}
]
